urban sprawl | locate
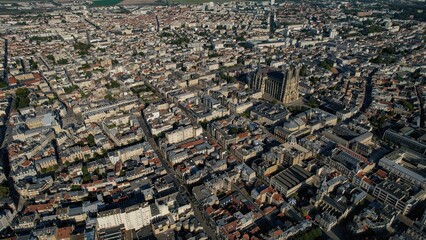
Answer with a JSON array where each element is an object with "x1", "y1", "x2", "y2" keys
[{"x1": 0, "y1": 0, "x2": 425, "y2": 240}]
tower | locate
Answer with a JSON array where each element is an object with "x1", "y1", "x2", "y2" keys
[
  {"x1": 251, "y1": 65, "x2": 266, "y2": 93},
  {"x1": 250, "y1": 66, "x2": 300, "y2": 105},
  {"x1": 280, "y1": 67, "x2": 300, "y2": 104}
]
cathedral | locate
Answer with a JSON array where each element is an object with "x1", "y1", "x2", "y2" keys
[{"x1": 250, "y1": 66, "x2": 300, "y2": 104}]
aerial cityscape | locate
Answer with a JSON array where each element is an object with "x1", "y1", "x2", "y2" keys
[{"x1": 0, "y1": 0, "x2": 425, "y2": 239}]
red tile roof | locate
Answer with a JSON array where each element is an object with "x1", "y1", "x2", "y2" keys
[
  {"x1": 21, "y1": 160, "x2": 32, "y2": 167},
  {"x1": 9, "y1": 76, "x2": 17, "y2": 85},
  {"x1": 274, "y1": 229, "x2": 283, "y2": 237},
  {"x1": 237, "y1": 131, "x2": 250, "y2": 139},
  {"x1": 180, "y1": 138, "x2": 204, "y2": 149},
  {"x1": 376, "y1": 169, "x2": 387, "y2": 178},
  {"x1": 356, "y1": 171, "x2": 365, "y2": 178},
  {"x1": 56, "y1": 226, "x2": 73, "y2": 240},
  {"x1": 25, "y1": 203, "x2": 53, "y2": 213},
  {"x1": 362, "y1": 177, "x2": 372, "y2": 184}
]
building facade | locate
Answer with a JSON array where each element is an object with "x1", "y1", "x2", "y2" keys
[{"x1": 250, "y1": 66, "x2": 300, "y2": 104}]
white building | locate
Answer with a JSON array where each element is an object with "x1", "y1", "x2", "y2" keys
[
  {"x1": 96, "y1": 203, "x2": 169, "y2": 232},
  {"x1": 166, "y1": 125, "x2": 203, "y2": 144}
]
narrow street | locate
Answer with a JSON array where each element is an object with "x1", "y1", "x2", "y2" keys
[
  {"x1": 0, "y1": 38, "x2": 22, "y2": 208},
  {"x1": 360, "y1": 68, "x2": 378, "y2": 113},
  {"x1": 0, "y1": 95, "x2": 23, "y2": 209},
  {"x1": 37, "y1": 54, "x2": 52, "y2": 71},
  {"x1": 415, "y1": 85, "x2": 425, "y2": 128},
  {"x1": 346, "y1": 68, "x2": 378, "y2": 123},
  {"x1": 258, "y1": 124, "x2": 285, "y2": 144},
  {"x1": 136, "y1": 111, "x2": 218, "y2": 240},
  {"x1": 230, "y1": 183, "x2": 273, "y2": 221},
  {"x1": 141, "y1": 79, "x2": 280, "y2": 236},
  {"x1": 1, "y1": 96, "x2": 15, "y2": 160},
  {"x1": 1, "y1": 38, "x2": 7, "y2": 82}
]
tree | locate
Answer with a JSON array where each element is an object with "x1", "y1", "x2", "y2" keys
[
  {"x1": 300, "y1": 65, "x2": 308, "y2": 76},
  {"x1": 105, "y1": 93, "x2": 116, "y2": 102},
  {"x1": 313, "y1": 228, "x2": 322, "y2": 238},
  {"x1": 56, "y1": 58, "x2": 68, "y2": 65},
  {"x1": 81, "y1": 63, "x2": 91, "y2": 69},
  {"x1": 170, "y1": 36, "x2": 189, "y2": 46},
  {"x1": 40, "y1": 165, "x2": 58, "y2": 173},
  {"x1": 29, "y1": 36, "x2": 52, "y2": 42},
  {"x1": 87, "y1": 134, "x2": 96, "y2": 147},
  {"x1": 63, "y1": 85, "x2": 77, "y2": 94},
  {"x1": 85, "y1": 71, "x2": 93, "y2": 79},
  {"x1": 106, "y1": 81, "x2": 120, "y2": 89},
  {"x1": 0, "y1": 184, "x2": 9, "y2": 197},
  {"x1": 362, "y1": 25, "x2": 385, "y2": 35},
  {"x1": 16, "y1": 88, "x2": 29, "y2": 96},
  {"x1": 82, "y1": 166, "x2": 91, "y2": 183},
  {"x1": 401, "y1": 99, "x2": 414, "y2": 111},
  {"x1": 159, "y1": 32, "x2": 173, "y2": 38},
  {"x1": 70, "y1": 185, "x2": 81, "y2": 191},
  {"x1": 319, "y1": 59, "x2": 333, "y2": 70},
  {"x1": 73, "y1": 41, "x2": 92, "y2": 55},
  {"x1": 237, "y1": 56, "x2": 245, "y2": 64},
  {"x1": 30, "y1": 61, "x2": 38, "y2": 70},
  {"x1": 381, "y1": 46, "x2": 395, "y2": 55},
  {"x1": 208, "y1": 53, "x2": 220, "y2": 58},
  {"x1": 236, "y1": 35, "x2": 246, "y2": 42},
  {"x1": 411, "y1": 69, "x2": 421, "y2": 79},
  {"x1": 241, "y1": 112, "x2": 250, "y2": 118},
  {"x1": 309, "y1": 77, "x2": 319, "y2": 84},
  {"x1": 46, "y1": 54, "x2": 55, "y2": 62},
  {"x1": 15, "y1": 88, "x2": 30, "y2": 109},
  {"x1": 229, "y1": 126, "x2": 239, "y2": 135},
  {"x1": 307, "y1": 96, "x2": 320, "y2": 108},
  {"x1": 219, "y1": 72, "x2": 235, "y2": 83}
]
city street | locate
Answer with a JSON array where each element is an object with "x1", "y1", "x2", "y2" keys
[
  {"x1": 142, "y1": 78, "x2": 278, "y2": 234},
  {"x1": 137, "y1": 111, "x2": 218, "y2": 240}
]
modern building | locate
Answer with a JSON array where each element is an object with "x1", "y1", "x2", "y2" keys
[
  {"x1": 378, "y1": 149, "x2": 426, "y2": 188},
  {"x1": 372, "y1": 180, "x2": 422, "y2": 215}
]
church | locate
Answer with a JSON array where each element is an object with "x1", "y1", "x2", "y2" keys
[{"x1": 250, "y1": 66, "x2": 300, "y2": 104}]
